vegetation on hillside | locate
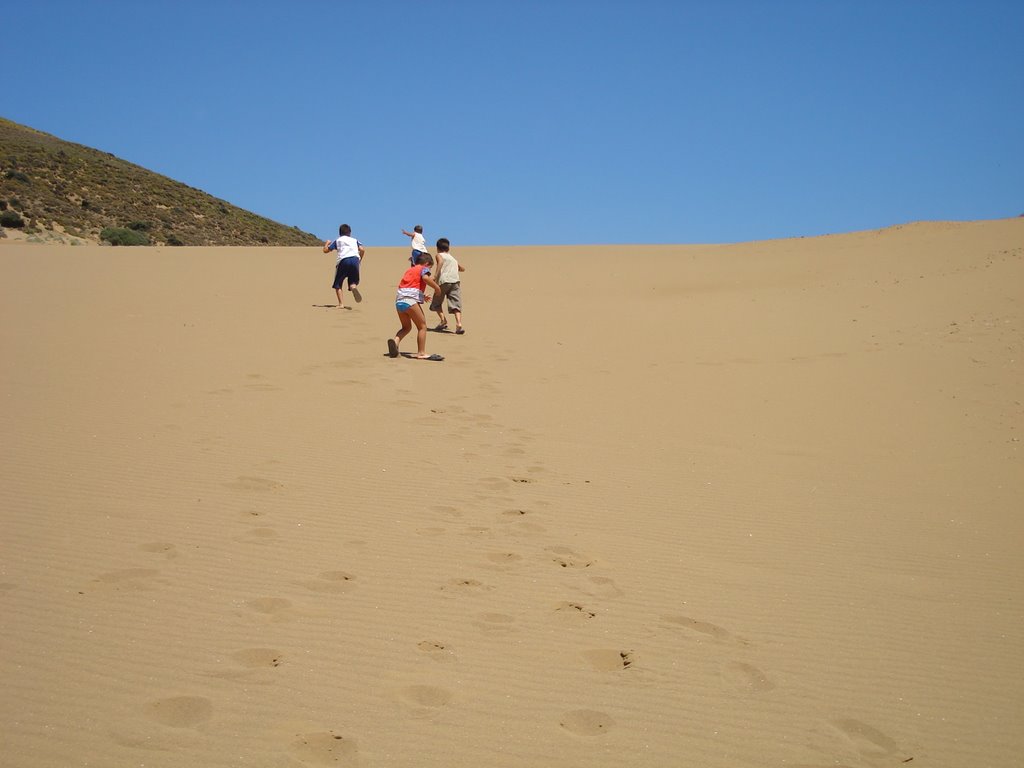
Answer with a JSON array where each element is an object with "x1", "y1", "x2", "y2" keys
[{"x1": 0, "y1": 117, "x2": 320, "y2": 246}]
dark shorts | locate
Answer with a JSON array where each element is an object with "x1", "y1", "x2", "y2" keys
[
  {"x1": 333, "y1": 256, "x2": 360, "y2": 289},
  {"x1": 410, "y1": 249, "x2": 425, "y2": 266},
  {"x1": 429, "y1": 282, "x2": 462, "y2": 312}
]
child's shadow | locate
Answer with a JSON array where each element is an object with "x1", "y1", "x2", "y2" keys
[{"x1": 312, "y1": 304, "x2": 351, "y2": 310}]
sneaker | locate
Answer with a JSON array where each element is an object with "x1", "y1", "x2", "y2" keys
[{"x1": 455, "y1": 328, "x2": 465, "y2": 335}]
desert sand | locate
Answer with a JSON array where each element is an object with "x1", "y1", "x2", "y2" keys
[{"x1": 1, "y1": 219, "x2": 1022, "y2": 767}]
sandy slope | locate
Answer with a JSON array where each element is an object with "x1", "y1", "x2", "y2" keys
[{"x1": 1, "y1": 219, "x2": 1022, "y2": 767}]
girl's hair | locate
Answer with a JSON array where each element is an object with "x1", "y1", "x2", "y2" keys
[
  {"x1": 436, "y1": 237, "x2": 450, "y2": 252},
  {"x1": 339, "y1": 224, "x2": 352, "y2": 236}
]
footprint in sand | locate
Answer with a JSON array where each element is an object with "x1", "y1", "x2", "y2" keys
[
  {"x1": 484, "y1": 551, "x2": 523, "y2": 567},
  {"x1": 559, "y1": 709, "x2": 616, "y2": 736},
  {"x1": 224, "y1": 476, "x2": 284, "y2": 493},
  {"x1": 499, "y1": 510, "x2": 547, "y2": 537},
  {"x1": 243, "y1": 596, "x2": 297, "y2": 622},
  {"x1": 582, "y1": 649, "x2": 634, "y2": 671},
  {"x1": 479, "y1": 476, "x2": 510, "y2": 491},
  {"x1": 417, "y1": 640, "x2": 456, "y2": 662},
  {"x1": 295, "y1": 571, "x2": 356, "y2": 594},
  {"x1": 396, "y1": 685, "x2": 454, "y2": 716},
  {"x1": 473, "y1": 612, "x2": 517, "y2": 635},
  {"x1": 511, "y1": 523, "x2": 548, "y2": 536},
  {"x1": 144, "y1": 696, "x2": 213, "y2": 729},
  {"x1": 138, "y1": 542, "x2": 178, "y2": 559},
  {"x1": 661, "y1": 615, "x2": 749, "y2": 645},
  {"x1": 233, "y1": 527, "x2": 280, "y2": 544},
  {"x1": 430, "y1": 504, "x2": 463, "y2": 520},
  {"x1": 231, "y1": 647, "x2": 285, "y2": 668},
  {"x1": 546, "y1": 547, "x2": 596, "y2": 569},
  {"x1": 438, "y1": 578, "x2": 494, "y2": 599},
  {"x1": 289, "y1": 731, "x2": 360, "y2": 766},
  {"x1": 829, "y1": 718, "x2": 900, "y2": 758},
  {"x1": 207, "y1": 646, "x2": 286, "y2": 681},
  {"x1": 416, "y1": 526, "x2": 447, "y2": 537},
  {"x1": 87, "y1": 568, "x2": 163, "y2": 593},
  {"x1": 580, "y1": 576, "x2": 624, "y2": 599},
  {"x1": 554, "y1": 601, "x2": 596, "y2": 620},
  {"x1": 720, "y1": 661, "x2": 774, "y2": 693}
]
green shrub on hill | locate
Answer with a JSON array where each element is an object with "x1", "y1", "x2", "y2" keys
[
  {"x1": 1, "y1": 210, "x2": 25, "y2": 228},
  {"x1": 100, "y1": 226, "x2": 150, "y2": 246}
]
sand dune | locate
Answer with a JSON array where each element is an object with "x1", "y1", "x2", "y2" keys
[{"x1": 1, "y1": 218, "x2": 1022, "y2": 767}]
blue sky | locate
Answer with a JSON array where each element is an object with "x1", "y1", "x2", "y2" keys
[{"x1": 5, "y1": 1, "x2": 1022, "y2": 246}]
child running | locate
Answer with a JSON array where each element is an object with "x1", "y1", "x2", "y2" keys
[
  {"x1": 388, "y1": 252, "x2": 444, "y2": 360},
  {"x1": 401, "y1": 224, "x2": 429, "y2": 267},
  {"x1": 429, "y1": 237, "x2": 466, "y2": 334},
  {"x1": 322, "y1": 224, "x2": 365, "y2": 308}
]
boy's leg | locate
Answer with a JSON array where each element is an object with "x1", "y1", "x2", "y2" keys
[
  {"x1": 446, "y1": 284, "x2": 463, "y2": 331},
  {"x1": 333, "y1": 263, "x2": 345, "y2": 307},
  {"x1": 429, "y1": 291, "x2": 446, "y2": 328},
  {"x1": 347, "y1": 261, "x2": 362, "y2": 302}
]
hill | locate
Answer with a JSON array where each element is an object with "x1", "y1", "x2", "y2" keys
[{"x1": 0, "y1": 117, "x2": 320, "y2": 246}]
